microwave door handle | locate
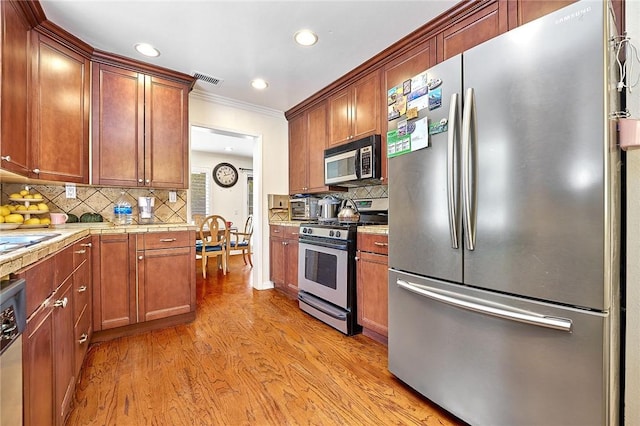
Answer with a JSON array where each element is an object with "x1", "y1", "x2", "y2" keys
[{"x1": 354, "y1": 149, "x2": 361, "y2": 179}]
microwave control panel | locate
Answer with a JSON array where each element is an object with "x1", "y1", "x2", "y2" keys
[{"x1": 360, "y1": 146, "x2": 372, "y2": 179}]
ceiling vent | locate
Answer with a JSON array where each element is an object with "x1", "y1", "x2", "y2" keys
[{"x1": 193, "y1": 72, "x2": 224, "y2": 86}]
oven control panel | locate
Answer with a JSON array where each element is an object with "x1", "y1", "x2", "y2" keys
[{"x1": 300, "y1": 225, "x2": 352, "y2": 241}]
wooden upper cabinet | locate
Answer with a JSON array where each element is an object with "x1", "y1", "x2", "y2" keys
[
  {"x1": 437, "y1": 1, "x2": 509, "y2": 62},
  {"x1": 288, "y1": 100, "x2": 335, "y2": 195},
  {"x1": 328, "y1": 70, "x2": 381, "y2": 147},
  {"x1": 1, "y1": 0, "x2": 31, "y2": 175},
  {"x1": 30, "y1": 31, "x2": 90, "y2": 183},
  {"x1": 516, "y1": 0, "x2": 575, "y2": 26},
  {"x1": 92, "y1": 63, "x2": 190, "y2": 189}
]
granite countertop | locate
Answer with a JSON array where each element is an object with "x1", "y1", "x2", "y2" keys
[{"x1": 0, "y1": 222, "x2": 196, "y2": 278}]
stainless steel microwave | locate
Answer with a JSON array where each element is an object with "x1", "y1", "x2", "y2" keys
[{"x1": 324, "y1": 135, "x2": 382, "y2": 186}]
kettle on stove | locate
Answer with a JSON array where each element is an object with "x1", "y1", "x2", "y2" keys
[{"x1": 337, "y1": 198, "x2": 360, "y2": 223}]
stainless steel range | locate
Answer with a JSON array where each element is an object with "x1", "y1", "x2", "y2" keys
[{"x1": 297, "y1": 198, "x2": 388, "y2": 335}]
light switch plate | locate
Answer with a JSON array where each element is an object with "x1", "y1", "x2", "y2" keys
[
  {"x1": 169, "y1": 191, "x2": 177, "y2": 203},
  {"x1": 65, "y1": 184, "x2": 76, "y2": 199}
]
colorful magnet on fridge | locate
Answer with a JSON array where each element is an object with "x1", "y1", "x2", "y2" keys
[
  {"x1": 428, "y1": 87, "x2": 442, "y2": 110},
  {"x1": 427, "y1": 78, "x2": 442, "y2": 90}
]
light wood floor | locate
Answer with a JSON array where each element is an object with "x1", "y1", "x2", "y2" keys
[{"x1": 67, "y1": 255, "x2": 463, "y2": 425}]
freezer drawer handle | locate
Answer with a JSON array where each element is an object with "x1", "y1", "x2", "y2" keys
[{"x1": 396, "y1": 279, "x2": 572, "y2": 332}]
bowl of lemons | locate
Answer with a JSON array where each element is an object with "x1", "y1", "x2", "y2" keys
[{"x1": 6, "y1": 189, "x2": 51, "y2": 228}]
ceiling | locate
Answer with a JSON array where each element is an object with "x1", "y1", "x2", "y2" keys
[{"x1": 39, "y1": 0, "x2": 459, "y2": 157}]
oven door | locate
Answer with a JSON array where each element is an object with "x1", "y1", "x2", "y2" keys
[
  {"x1": 298, "y1": 240, "x2": 348, "y2": 309},
  {"x1": 324, "y1": 148, "x2": 358, "y2": 185}
]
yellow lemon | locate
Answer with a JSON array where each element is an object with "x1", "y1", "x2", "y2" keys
[
  {"x1": 0, "y1": 206, "x2": 9, "y2": 217},
  {"x1": 24, "y1": 218, "x2": 41, "y2": 225},
  {"x1": 33, "y1": 193, "x2": 43, "y2": 200},
  {"x1": 37, "y1": 203, "x2": 49, "y2": 211},
  {"x1": 24, "y1": 194, "x2": 34, "y2": 199},
  {"x1": 9, "y1": 193, "x2": 21, "y2": 199},
  {"x1": 0, "y1": 216, "x2": 4, "y2": 223},
  {"x1": 28, "y1": 205, "x2": 39, "y2": 211},
  {"x1": 7, "y1": 205, "x2": 16, "y2": 212},
  {"x1": 16, "y1": 205, "x2": 27, "y2": 211},
  {"x1": 5, "y1": 214, "x2": 24, "y2": 223},
  {"x1": 40, "y1": 218, "x2": 51, "y2": 225},
  {"x1": 19, "y1": 190, "x2": 29, "y2": 196}
]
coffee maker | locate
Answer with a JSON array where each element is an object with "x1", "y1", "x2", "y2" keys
[{"x1": 138, "y1": 196, "x2": 155, "y2": 224}]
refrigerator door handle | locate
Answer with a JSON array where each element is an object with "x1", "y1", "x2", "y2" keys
[
  {"x1": 396, "y1": 279, "x2": 573, "y2": 332},
  {"x1": 462, "y1": 87, "x2": 477, "y2": 251},
  {"x1": 447, "y1": 92, "x2": 460, "y2": 249}
]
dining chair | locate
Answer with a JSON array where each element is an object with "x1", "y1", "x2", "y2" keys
[
  {"x1": 229, "y1": 215, "x2": 254, "y2": 267},
  {"x1": 196, "y1": 215, "x2": 229, "y2": 277}
]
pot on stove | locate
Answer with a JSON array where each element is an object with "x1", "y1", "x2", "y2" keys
[
  {"x1": 318, "y1": 195, "x2": 341, "y2": 221},
  {"x1": 337, "y1": 198, "x2": 360, "y2": 223}
]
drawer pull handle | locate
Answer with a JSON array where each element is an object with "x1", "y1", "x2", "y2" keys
[
  {"x1": 159, "y1": 238, "x2": 177, "y2": 242},
  {"x1": 78, "y1": 333, "x2": 88, "y2": 344},
  {"x1": 1, "y1": 155, "x2": 11, "y2": 162},
  {"x1": 81, "y1": 243, "x2": 92, "y2": 248},
  {"x1": 74, "y1": 249, "x2": 87, "y2": 254},
  {"x1": 77, "y1": 285, "x2": 87, "y2": 293},
  {"x1": 373, "y1": 242, "x2": 389, "y2": 247},
  {"x1": 32, "y1": 168, "x2": 40, "y2": 174},
  {"x1": 53, "y1": 297, "x2": 68, "y2": 308},
  {"x1": 273, "y1": 230, "x2": 281, "y2": 233}
]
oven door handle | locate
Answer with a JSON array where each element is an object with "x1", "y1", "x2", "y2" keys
[
  {"x1": 299, "y1": 239, "x2": 348, "y2": 251},
  {"x1": 298, "y1": 292, "x2": 347, "y2": 320}
]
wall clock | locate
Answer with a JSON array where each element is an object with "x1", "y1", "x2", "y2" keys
[{"x1": 213, "y1": 162, "x2": 239, "y2": 188}]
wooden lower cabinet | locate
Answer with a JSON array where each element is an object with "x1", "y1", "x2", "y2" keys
[
  {"x1": 356, "y1": 233, "x2": 389, "y2": 343},
  {"x1": 93, "y1": 231, "x2": 196, "y2": 336},
  {"x1": 270, "y1": 225, "x2": 300, "y2": 298},
  {"x1": 21, "y1": 236, "x2": 92, "y2": 426}
]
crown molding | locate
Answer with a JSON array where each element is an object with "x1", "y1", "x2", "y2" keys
[{"x1": 189, "y1": 90, "x2": 285, "y2": 120}]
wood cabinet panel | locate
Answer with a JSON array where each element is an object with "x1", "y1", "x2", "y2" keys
[
  {"x1": 356, "y1": 251, "x2": 389, "y2": 338},
  {"x1": 23, "y1": 303, "x2": 55, "y2": 426},
  {"x1": 19, "y1": 256, "x2": 54, "y2": 318},
  {"x1": 1, "y1": 0, "x2": 31, "y2": 175},
  {"x1": 517, "y1": 0, "x2": 575, "y2": 25},
  {"x1": 30, "y1": 31, "x2": 89, "y2": 183},
  {"x1": 73, "y1": 305, "x2": 91, "y2": 377},
  {"x1": 94, "y1": 234, "x2": 135, "y2": 330},
  {"x1": 91, "y1": 63, "x2": 144, "y2": 187},
  {"x1": 437, "y1": 1, "x2": 509, "y2": 62},
  {"x1": 92, "y1": 64, "x2": 190, "y2": 189},
  {"x1": 52, "y1": 279, "x2": 75, "y2": 426},
  {"x1": 328, "y1": 90, "x2": 351, "y2": 146},
  {"x1": 306, "y1": 102, "x2": 329, "y2": 193},
  {"x1": 270, "y1": 225, "x2": 299, "y2": 298},
  {"x1": 357, "y1": 233, "x2": 389, "y2": 256},
  {"x1": 142, "y1": 230, "x2": 191, "y2": 249},
  {"x1": 288, "y1": 114, "x2": 307, "y2": 194},
  {"x1": 145, "y1": 76, "x2": 189, "y2": 188}
]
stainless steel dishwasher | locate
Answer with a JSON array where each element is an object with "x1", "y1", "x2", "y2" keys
[{"x1": 1, "y1": 278, "x2": 26, "y2": 426}]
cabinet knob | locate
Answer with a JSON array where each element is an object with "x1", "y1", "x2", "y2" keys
[
  {"x1": 74, "y1": 249, "x2": 87, "y2": 254},
  {"x1": 282, "y1": 241, "x2": 288, "y2": 246},
  {"x1": 32, "y1": 168, "x2": 40, "y2": 174},
  {"x1": 145, "y1": 179, "x2": 150, "y2": 184},
  {"x1": 1, "y1": 155, "x2": 11, "y2": 162},
  {"x1": 78, "y1": 333, "x2": 88, "y2": 344},
  {"x1": 138, "y1": 178, "x2": 144, "y2": 183},
  {"x1": 138, "y1": 255, "x2": 144, "y2": 260},
  {"x1": 77, "y1": 285, "x2": 87, "y2": 293},
  {"x1": 81, "y1": 243, "x2": 92, "y2": 248},
  {"x1": 355, "y1": 256, "x2": 360, "y2": 261},
  {"x1": 53, "y1": 297, "x2": 68, "y2": 308}
]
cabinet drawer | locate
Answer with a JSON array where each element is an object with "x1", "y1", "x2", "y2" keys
[
  {"x1": 55, "y1": 245, "x2": 75, "y2": 287},
  {"x1": 357, "y1": 233, "x2": 389, "y2": 255},
  {"x1": 270, "y1": 225, "x2": 283, "y2": 238},
  {"x1": 19, "y1": 256, "x2": 54, "y2": 318},
  {"x1": 73, "y1": 306, "x2": 91, "y2": 376},
  {"x1": 73, "y1": 261, "x2": 91, "y2": 325},
  {"x1": 72, "y1": 238, "x2": 92, "y2": 268},
  {"x1": 283, "y1": 225, "x2": 300, "y2": 240},
  {"x1": 140, "y1": 231, "x2": 191, "y2": 249}
]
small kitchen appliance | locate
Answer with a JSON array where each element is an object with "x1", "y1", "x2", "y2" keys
[
  {"x1": 289, "y1": 197, "x2": 319, "y2": 220},
  {"x1": 137, "y1": 196, "x2": 155, "y2": 224},
  {"x1": 324, "y1": 134, "x2": 381, "y2": 186},
  {"x1": 317, "y1": 195, "x2": 341, "y2": 221}
]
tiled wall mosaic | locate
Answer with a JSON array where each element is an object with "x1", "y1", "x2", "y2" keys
[{"x1": 1, "y1": 183, "x2": 187, "y2": 224}]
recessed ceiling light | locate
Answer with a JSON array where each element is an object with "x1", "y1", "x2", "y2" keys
[
  {"x1": 134, "y1": 43, "x2": 160, "y2": 57},
  {"x1": 251, "y1": 79, "x2": 268, "y2": 90},
  {"x1": 294, "y1": 29, "x2": 318, "y2": 46}
]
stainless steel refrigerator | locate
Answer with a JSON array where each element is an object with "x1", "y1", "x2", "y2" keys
[{"x1": 387, "y1": 2, "x2": 622, "y2": 425}]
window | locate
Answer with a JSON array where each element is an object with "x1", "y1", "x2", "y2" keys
[
  {"x1": 247, "y1": 174, "x2": 254, "y2": 216},
  {"x1": 190, "y1": 170, "x2": 210, "y2": 219}
]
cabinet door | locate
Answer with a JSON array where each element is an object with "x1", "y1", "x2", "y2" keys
[
  {"x1": 436, "y1": 1, "x2": 509, "y2": 62},
  {"x1": 288, "y1": 113, "x2": 307, "y2": 194},
  {"x1": 284, "y1": 237, "x2": 299, "y2": 297},
  {"x1": 94, "y1": 234, "x2": 136, "y2": 330},
  {"x1": 30, "y1": 32, "x2": 89, "y2": 183},
  {"x1": 52, "y1": 280, "x2": 75, "y2": 426},
  {"x1": 356, "y1": 251, "x2": 389, "y2": 337},
  {"x1": 328, "y1": 88, "x2": 351, "y2": 146},
  {"x1": 1, "y1": 0, "x2": 31, "y2": 175},
  {"x1": 138, "y1": 246, "x2": 195, "y2": 322},
  {"x1": 92, "y1": 63, "x2": 144, "y2": 187},
  {"x1": 270, "y1": 226, "x2": 286, "y2": 287},
  {"x1": 23, "y1": 304, "x2": 55, "y2": 426},
  {"x1": 306, "y1": 101, "x2": 329, "y2": 193},
  {"x1": 517, "y1": 0, "x2": 575, "y2": 25},
  {"x1": 351, "y1": 71, "x2": 380, "y2": 141},
  {"x1": 145, "y1": 75, "x2": 189, "y2": 188}
]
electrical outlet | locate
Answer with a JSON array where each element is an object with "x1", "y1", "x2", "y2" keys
[
  {"x1": 65, "y1": 184, "x2": 77, "y2": 199},
  {"x1": 169, "y1": 191, "x2": 177, "y2": 203}
]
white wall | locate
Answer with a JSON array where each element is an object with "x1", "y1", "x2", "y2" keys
[
  {"x1": 189, "y1": 92, "x2": 289, "y2": 290},
  {"x1": 191, "y1": 151, "x2": 253, "y2": 227},
  {"x1": 625, "y1": 0, "x2": 639, "y2": 423}
]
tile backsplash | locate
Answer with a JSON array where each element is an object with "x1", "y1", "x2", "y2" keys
[{"x1": 1, "y1": 183, "x2": 187, "y2": 224}]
